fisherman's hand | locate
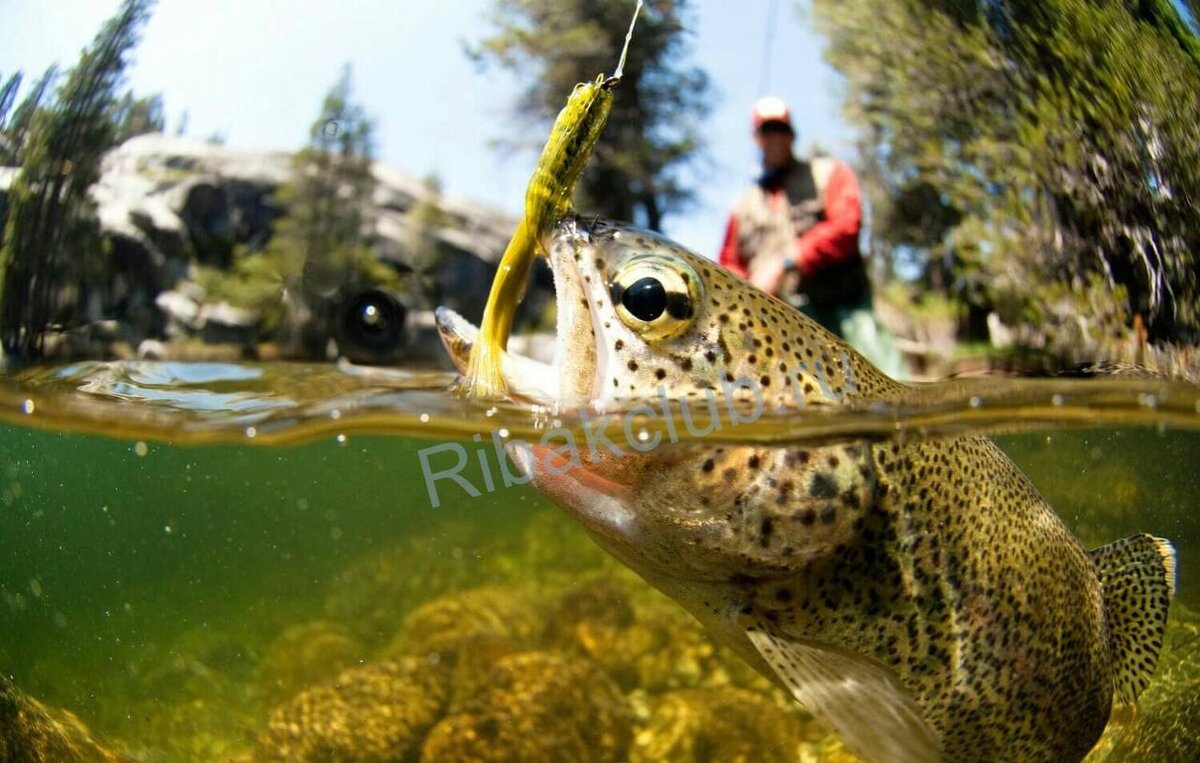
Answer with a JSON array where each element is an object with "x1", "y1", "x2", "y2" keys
[{"x1": 750, "y1": 256, "x2": 787, "y2": 295}]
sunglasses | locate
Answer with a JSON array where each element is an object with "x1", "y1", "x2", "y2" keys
[{"x1": 757, "y1": 122, "x2": 794, "y2": 137}]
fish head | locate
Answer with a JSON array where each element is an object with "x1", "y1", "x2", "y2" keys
[{"x1": 436, "y1": 216, "x2": 895, "y2": 583}]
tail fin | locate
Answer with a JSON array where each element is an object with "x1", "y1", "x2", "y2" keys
[{"x1": 1089, "y1": 534, "x2": 1177, "y2": 704}]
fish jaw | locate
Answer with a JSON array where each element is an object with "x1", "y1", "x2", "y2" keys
[
  {"x1": 434, "y1": 306, "x2": 561, "y2": 403},
  {"x1": 435, "y1": 220, "x2": 602, "y2": 408}
]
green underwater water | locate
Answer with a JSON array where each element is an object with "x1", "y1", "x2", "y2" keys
[{"x1": 0, "y1": 362, "x2": 1196, "y2": 761}]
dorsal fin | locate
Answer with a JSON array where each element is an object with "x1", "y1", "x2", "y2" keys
[
  {"x1": 1089, "y1": 534, "x2": 1177, "y2": 704},
  {"x1": 746, "y1": 621, "x2": 941, "y2": 763}
]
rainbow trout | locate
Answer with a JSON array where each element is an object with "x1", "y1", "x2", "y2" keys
[{"x1": 435, "y1": 216, "x2": 1176, "y2": 762}]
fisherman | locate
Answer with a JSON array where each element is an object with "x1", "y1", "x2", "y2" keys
[{"x1": 718, "y1": 97, "x2": 904, "y2": 377}]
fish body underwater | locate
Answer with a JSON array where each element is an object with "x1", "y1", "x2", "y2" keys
[{"x1": 435, "y1": 216, "x2": 1176, "y2": 763}]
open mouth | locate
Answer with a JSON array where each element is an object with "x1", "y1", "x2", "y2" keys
[
  {"x1": 434, "y1": 305, "x2": 561, "y2": 402},
  {"x1": 435, "y1": 217, "x2": 603, "y2": 406}
]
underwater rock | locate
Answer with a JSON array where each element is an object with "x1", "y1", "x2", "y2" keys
[
  {"x1": 553, "y1": 576, "x2": 637, "y2": 631},
  {"x1": 255, "y1": 656, "x2": 447, "y2": 762},
  {"x1": 388, "y1": 585, "x2": 543, "y2": 659},
  {"x1": 542, "y1": 572, "x2": 778, "y2": 697},
  {"x1": 546, "y1": 577, "x2": 634, "y2": 668},
  {"x1": 614, "y1": 601, "x2": 750, "y2": 694},
  {"x1": 0, "y1": 675, "x2": 120, "y2": 762},
  {"x1": 629, "y1": 686, "x2": 804, "y2": 763},
  {"x1": 257, "y1": 620, "x2": 367, "y2": 704},
  {"x1": 420, "y1": 651, "x2": 632, "y2": 763},
  {"x1": 384, "y1": 585, "x2": 543, "y2": 709}
]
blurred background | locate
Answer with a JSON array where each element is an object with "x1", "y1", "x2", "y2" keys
[{"x1": 0, "y1": 0, "x2": 1197, "y2": 375}]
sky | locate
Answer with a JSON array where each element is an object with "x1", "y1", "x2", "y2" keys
[{"x1": 0, "y1": 0, "x2": 852, "y2": 257}]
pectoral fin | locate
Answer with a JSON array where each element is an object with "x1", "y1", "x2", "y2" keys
[{"x1": 746, "y1": 622, "x2": 941, "y2": 763}]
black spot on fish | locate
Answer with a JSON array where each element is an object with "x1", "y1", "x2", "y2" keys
[
  {"x1": 760, "y1": 516, "x2": 773, "y2": 546},
  {"x1": 810, "y1": 474, "x2": 838, "y2": 499},
  {"x1": 628, "y1": 360, "x2": 638, "y2": 371}
]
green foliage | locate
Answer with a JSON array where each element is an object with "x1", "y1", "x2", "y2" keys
[
  {"x1": 0, "y1": 0, "x2": 156, "y2": 359},
  {"x1": 469, "y1": 0, "x2": 711, "y2": 231},
  {"x1": 812, "y1": 0, "x2": 1200, "y2": 345},
  {"x1": 266, "y1": 65, "x2": 379, "y2": 302},
  {"x1": 0, "y1": 67, "x2": 57, "y2": 166},
  {"x1": 252, "y1": 65, "x2": 402, "y2": 353},
  {"x1": 193, "y1": 66, "x2": 397, "y2": 349},
  {"x1": 192, "y1": 248, "x2": 288, "y2": 331},
  {"x1": 111, "y1": 91, "x2": 165, "y2": 144}
]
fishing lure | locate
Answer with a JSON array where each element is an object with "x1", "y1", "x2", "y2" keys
[{"x1": 464, "y1": 1, "x2": 642, "y2": 398}]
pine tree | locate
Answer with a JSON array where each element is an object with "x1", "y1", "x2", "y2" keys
[
  {"x1": 112, "y1": 91, "x2": 165, "y2": 144},
  {"x1": 812, "y1": 0, "x2": 1200, "y2": 346},
  {"x1": 0, "y1": 67, "x2": 57, "y2": 166},
  {"x1": 273, "y1": 65, "x2": 377, "y2": 296},
  {"x1": 261, "y1": 65, "x2": 392, "y2": 355},
  {"x1": 470, "y1": 0, "x2": 710, "y2": 231},
  {"x1": 0, "y1": 0, "x2": 155, "y2": 359}
]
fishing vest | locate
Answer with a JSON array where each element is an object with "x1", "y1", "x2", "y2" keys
[{"x1": 732, "y1": 157, "x2": 869, "y2": 309}]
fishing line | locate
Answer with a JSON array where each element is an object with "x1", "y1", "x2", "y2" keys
[
  {"x1": 614, "y1": 0, "x2": 644, "y2": 79},
  {"x1": 759, "y1": 0, "x2": 780, "y2": 94}
]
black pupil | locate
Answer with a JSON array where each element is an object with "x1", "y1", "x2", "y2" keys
[{"x1": 621, "y1": 277, "x2": 667, "y2": 322}]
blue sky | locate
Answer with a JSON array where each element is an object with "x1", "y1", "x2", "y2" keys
[{"x1": 0, "y1": 0, "x2": 851, "y2": 256}]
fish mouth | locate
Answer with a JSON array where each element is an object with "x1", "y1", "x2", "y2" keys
[{"x1": 435, "y1": 216, "x2": 601, "y2": 407}]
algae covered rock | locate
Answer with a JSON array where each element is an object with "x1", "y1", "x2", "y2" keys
[
  {"x1": 258, "y1": 620, "x2": 367, "y2": 704},
  {"x1": 421, "y1": 651, "x2": 631, "y2": 763},
  {"x1": 0, "y1": 675, "x2": 120, "y2": 762},
  {"x1": 394, "y1": 585, "x2": 542, "y2": 658},
  {"x1": 630, "y1": 686, "x2": 804, "y2": 763},
  {"x1": 384, "y1": 584, "x2": 552, "y2": 711},
  {"x1": 255, "y1": 657, "x2": 447, "y2": 762}
]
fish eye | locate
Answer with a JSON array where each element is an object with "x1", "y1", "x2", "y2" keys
[
  {"x1": 610, "y1": 255, "x2": 703, "y2": 341},
  {"x1": 621, "y1": 277, "x2": 667, "y2": 321}
]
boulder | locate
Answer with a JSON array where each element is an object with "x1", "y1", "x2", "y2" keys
[{"x1": 80, "y1": 133, "x2": 550, "y2": 362}]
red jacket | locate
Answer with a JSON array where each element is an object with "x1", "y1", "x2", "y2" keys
[{"x1": 719, "y1": 159, "x2": 863, "y2": 282}]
